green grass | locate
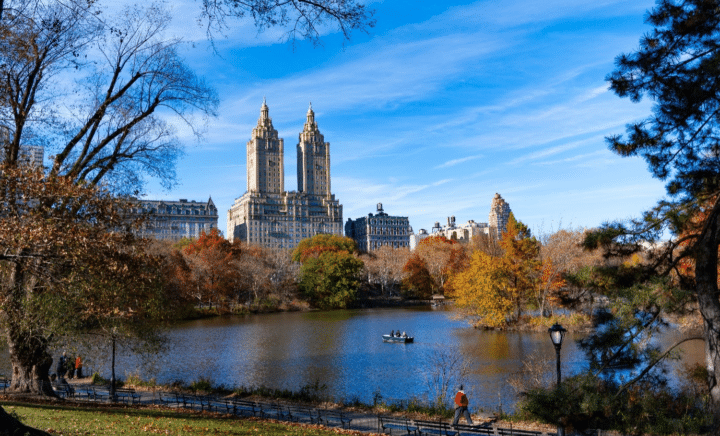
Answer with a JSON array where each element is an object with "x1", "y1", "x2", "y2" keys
[{"x1": 3, "y1": 402, "x2": 346, "y2": 436}]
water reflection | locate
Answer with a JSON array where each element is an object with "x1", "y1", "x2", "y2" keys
[{"x1": 0, "y1": 307, "x2": 704, "y2": 412}]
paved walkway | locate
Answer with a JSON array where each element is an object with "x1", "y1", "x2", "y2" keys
[
  {"x1": 63, "y1": 378, "x2": 383, "y2": 433},
  {"x1": 57, "y1": 378, "x2": 550, "y2": 436}
]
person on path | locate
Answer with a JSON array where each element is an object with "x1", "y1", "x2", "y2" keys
[
  {"x1": 56, "y1": 352, "x2": 67, "y2": 379},
  {"x1": 67, "y1": 356, "x2": 75, "y2": 379},
  {"x1": 452, "y1": 385, "x2": 473, "y2": 426},
  {"x1": 75, "y1": 355, "x2": 83, "y2": 379}
]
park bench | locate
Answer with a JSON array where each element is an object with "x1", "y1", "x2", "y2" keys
[
  {"x1": 496, "y1": 428, "x2": 544, "y2": 436},
  {"x1": 453, "y1": 424, "x2": 495, "y2": 436},
  {"x1": 194, "y1": 394, "x2": 215, "y2": 412},
  {"x1": 318, "y1": 409, "x2": 352, "y2": 429},
  {"x1": 224, "y1": 398, "x2": 260, "y2": 417},
  {"x1": 415, "y1": 419, "x2": 456, "y2": 436},
  {"x1": 53, "y1": 383, "x2": 75, "y2": 399},
  {"x1": 285, "y1": 404, "x2": 319, "y2": 424},
  {"x1": 159, "y1": 391, "x2": 181, "y2": 406},
  {"x1": 258, "y1": 402, "x2": 285, "y2": 420},
  {"x1": 378, "y1": 415, "x2": 418, "y2": 436},
  {"x1": 114, "y1": 387, "x2": 140, "y2": 405}
]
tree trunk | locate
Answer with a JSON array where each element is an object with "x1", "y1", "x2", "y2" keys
[
  {"x1": 694, "y1": 210, "x2": 720, "y2": 435},
  {"x1": 6, "y1": 327, "x2": 56, "y2": 396},
  {"x1": 4, "y1": 260, "x2": 56, "y2": 397},
  {"x1": 0, "y1": 405, "x2": 50, "y2": 436}
]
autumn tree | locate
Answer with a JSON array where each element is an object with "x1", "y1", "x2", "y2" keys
[
  {"x1": 362, "y1": 246, "x2": 410, "y2": 298},
  {"x1": 412, "y1": 235, "x2": 466, "y2": 293},
  {"x1": 182, "y1": 228, "x2": 242, "y2": 311},
  {"x1": 0, "y1": 167, "x2": 175, "y2": 396},
  {"x1": 449, "y1": 213, "x2": 540, "y2": 327},
  {"x1": 536, "y1": 229, "x2": 605, "y2": 314},
  {"x1": 292, "y1": 234, "x2": 364, "y2": 309},
  {"x1": 401, "y1": 253, "x2": 434, "y2": 299},
  {"x1": 583, "y1": 1, "x2": 720, "y2": 431}
]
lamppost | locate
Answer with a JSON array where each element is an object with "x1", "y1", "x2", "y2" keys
[{"x1": 548, "y1": 323, "x2": 566, "y2": 436}]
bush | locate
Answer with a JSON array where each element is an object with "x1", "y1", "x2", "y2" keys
[
  {"x1": 515, "y1": 371, "x2": 711, "y2": 435},
  {"x1": 189, "y1": 377, "x2": 213, "y2": 393}
]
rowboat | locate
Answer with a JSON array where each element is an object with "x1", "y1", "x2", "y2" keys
[{"x1": 382, "y1": 334, "x2": 414, "y2": 343}]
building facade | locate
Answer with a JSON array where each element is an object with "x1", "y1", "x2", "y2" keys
[
  {"x1": 412, "y1": 193, "x2": 513, "y2": 249},
  {"x1": 132, "y1": 198, "x2": 218, "y2": 241},
  {"x1": 345, "y1": 203, "x2": 412, "y2": 251},
  {"x1": 489, "y1": 193, "x2": 512, "y2": 238},
  {"x1": 429, "y1": 216, "x2": 490, "y2": 242},
  {"x1": 409, "y1": 228, "x2": 430, "y2": 250},
  {"x1": 227, "y1": 100, "x2": 343, "y2": 249}
]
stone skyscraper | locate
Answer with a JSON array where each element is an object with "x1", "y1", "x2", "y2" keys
[
  {"x1": 227, "y1": 100, "x2": 343, "y2": 249},
  {"x1": 489, "y1": 193, "x2": 512, "y2": 238}
]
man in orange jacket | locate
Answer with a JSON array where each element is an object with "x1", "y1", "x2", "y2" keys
[{"x1": 452, "y1": 385, "x2": 473, "y2": 426}]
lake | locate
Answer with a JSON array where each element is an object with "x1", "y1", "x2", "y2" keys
[{"x1": 0, "y1": 306, "x2": 705, "y2": 413}]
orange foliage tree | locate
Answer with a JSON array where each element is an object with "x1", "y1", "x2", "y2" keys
[
  {"x1": 401, "y1": 253, "x2": 434, "y2": 299},
  {"x1": 182, "y1": 228, "x2": 242, "y2": 310},
  {"x1": 411, "y1": 235, "x2": 467, "y2": 294}
]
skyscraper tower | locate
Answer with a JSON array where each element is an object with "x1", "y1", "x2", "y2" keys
[
  {"x1": 227, "y1": 100, "x2": 343, "y2": 248},
  {"x1": 489, "y1": 193, "x2": 512, "y2": 238},
  {"x1": 247, "y1": 98, "x2": 285, "y2": 194},
  {"x1": 297, "y1": 103, "x2": 330, "y2": 196}
]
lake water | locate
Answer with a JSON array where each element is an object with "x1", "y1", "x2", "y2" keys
[{"x1": 0, "y1": 306, "x2": 705, "y2": 412}]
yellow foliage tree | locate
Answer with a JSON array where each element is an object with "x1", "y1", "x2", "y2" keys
[
  {"x1": 451, "y1": 250, "x2": 514, "y2": 327},
  {"x1": 449, "y1": 213, "x2": 541, "y2": 327}
]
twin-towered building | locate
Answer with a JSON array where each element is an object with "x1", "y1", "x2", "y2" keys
[
  {"x1": 138, "y1": 100, "x2": 514, "y2": 250},
  {"x1": 226, "y1": 100, "x2": 343, "y2": 249}
]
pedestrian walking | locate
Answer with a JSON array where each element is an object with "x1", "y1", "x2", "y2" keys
[
  {"x1": 75, "y1": 355, "x2": 83, "y2": 379},
  {"x1": 56, "y1": 352, "x2": 67, "y2": 379},
  {"x1": 452, "y1": 385, "x2": 473, "y2": 426}
]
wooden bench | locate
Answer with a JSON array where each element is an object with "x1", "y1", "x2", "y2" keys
[
  {"x1": 259, "y1": 403, "x2": 285, "y2": 420},
  {"x1": 53, "y1": 383, "x2": 75, "y2": 399},
  {"x1": 114, "y1": 387, "x2": 139, "y2": 404},
  {"x1": 378, "y1": 415, "x2": 417, "y2": 435},
  {"x1": 159, "y1": 391, "x2": 180, "y2": 406},
  {"x1": 318, "y1": 409, "x2": 352, "y2": 429},
  {"x1": 496, "y1": 428, "x2": 544, "y2": 436},
  {"x1": 415, "y1": 420, "x2": 456, "y2": 436},
  {"x1": 285, "y1": 405, "x2": 319, "y2": 424},
  {"x1": 454, "y1": 424, "x2": 495, "y2": 436},
  {"x1": 222, "y1": 399, "x2": 260, "y2": 417}
]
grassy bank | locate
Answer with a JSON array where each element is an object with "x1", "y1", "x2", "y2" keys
[{"x1": 3, "y1": 401, "x2": 357, "y2": 436}]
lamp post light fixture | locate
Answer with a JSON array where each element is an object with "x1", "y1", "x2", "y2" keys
[
  {"x1": 548, "y1": 323, "x2": 566, "y2": 386},
  {"x1": 548, "y1": 323, "x2": 567, "y2": 436}
]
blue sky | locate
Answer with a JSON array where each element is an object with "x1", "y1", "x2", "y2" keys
[{"x1": 143, "y1": 0, "x2": 664, "y2": 237}]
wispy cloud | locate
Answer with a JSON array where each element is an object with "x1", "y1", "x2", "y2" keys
[{"x1": 435, "y1": 155, "x2": 483, "y2": 169}]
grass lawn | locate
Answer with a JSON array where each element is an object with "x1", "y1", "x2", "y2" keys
[{"x1": 3, "y1": 402, "x2": 356, "y2": 436}]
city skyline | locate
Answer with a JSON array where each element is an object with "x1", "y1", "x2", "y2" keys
[{"x1": 136, "y1": 0, "x2": 664, "y2": 238}]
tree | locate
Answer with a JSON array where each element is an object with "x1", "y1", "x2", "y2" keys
[
  {"x1": 0, "y1": 166, "x2": 174, "y2": 396},
  {"x1": 449, "y1": 213, "x2": 540, "y2": 327},
  {"x1": 585, "y1": 1, "x2": 720, "y2": 431},
  {"x1": 362, "y1": 246, "x2": 410, "y2": 298},
  {"x1": 413, "y1": 235, "x2": 466, "y2": 294},
  {"x1": 183, "y1": 228, "x2": 241, "y2": 311},
  {"x1": 292, "y1": 234, "x2": 363, "y2": 309},
  {"x1": 199, "y1": 0, "x2": 375, "y2": 44},
  {"x1": 539, "y1": 229, "x2": 605, "y2": 312},
  {"x1": 401, "y1": 253, "x2": 434, "y2": 299},
  {"x1": 0, "y1": 2, "x2": 219, "y2": 405}
]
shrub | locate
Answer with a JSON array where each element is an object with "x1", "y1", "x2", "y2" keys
[{"x1": 515, "y1": 371, "x2": 711, "y2": 435}]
